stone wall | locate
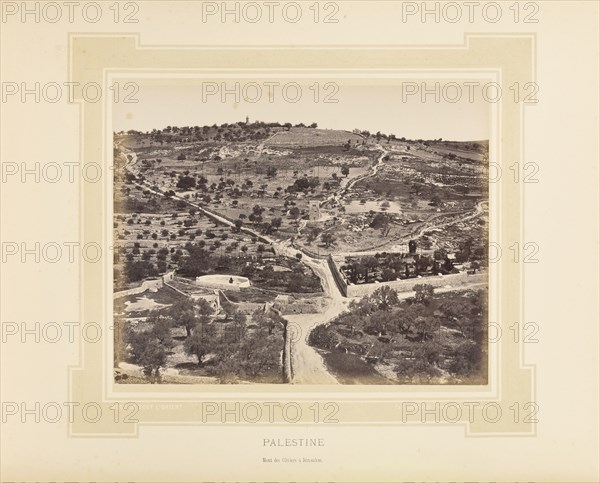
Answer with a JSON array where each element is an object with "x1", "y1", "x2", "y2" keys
[
  {"x1": 274, "y1": 297, "x2": 326, "y2": 315},
  {"x1": 113, "y1": 278, "x2": 164, "y2": 300},
  {"x1": 345, "y1": 271, "x2": 487, "y2": 298},
  {"x1": 195, "y1": 275, "x2": 250, "y2": 291},
  {"x1": 328, "y1": 255, "x2": 349, "y2": 296}
]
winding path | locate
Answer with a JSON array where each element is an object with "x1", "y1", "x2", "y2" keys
[{"x1": 320, "y1": 145, "x2": 389, "y2": 209}]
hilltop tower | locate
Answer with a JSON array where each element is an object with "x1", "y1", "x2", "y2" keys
[{"x1": 245, "y1": 116, "x2": 250, "y2": 124}]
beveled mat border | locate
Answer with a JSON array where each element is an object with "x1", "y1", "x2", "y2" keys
[{"x1": 68, "y1": 34, "x2": 535, "y2": 436}]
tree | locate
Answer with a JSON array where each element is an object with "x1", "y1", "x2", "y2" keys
[
  {"x1": 232, "y1": 331, "x2": 281, "y2": 379},
  {"x1": 408, "y1": 240, "x2": 418, "y2": 254},
  {"x1": 222, "y1": 302, "x2": 237, "y2": 322},
  {"x1": 169, "y1": 298, "x2": 197, "y2": 337},
  {"x1": 381, "y1": 268, "x2": 396, "y2": 282},
  {"x1": 233, "y1": 310, "x2": 247, "y2": 342},
  {"x1": 184, "y1": 317, "x2": 217, "y2": 366},
  {"x1": 415, "y1": 255, "x2": 430, "y2": 274},
  {"x1": 370, "y1": 213, "x2": 390, "y2": 234},
  {"x1": 308, "y1": 324, "x2": 340, "y2": 350},
  {"x1": 321, "y1": 232, "x2": 336, "y2": 248},
  {"x1": 366, "y1": 310, "x2": 393, "y2": 336},
  {"x1": 306, "y1": 226, "x2": 321, "y2": 243},
  {"x1": 341, "y1": 165, "x2": 350, "y2": 177},
  {"x1": 146, "y1": 314, "x2": 173, "y2": 345},
  {"x1": 252, "y1": 309, "x2": 271, "y2": 335},
  {"x1": 128, "y1": 317, "x2": 174, "y2": 382},
  {"x1": 270, "y1": 217, "x2": 282, "y2": 231},
  {"x1": 130, "y1": 336, "x2": 167, "y2": 382},
  {"x1": 291, "y1": 177, "x2": 319, "y2": 192},
  {"x1": 448, "y1": 341, "x2": 482, "y2": 377},
  {"x1": 125, "y1": 260, "x2": 158, "y2": 283},
  {"x1": 412, "y1": 316, "x2": 439, "y2": 341},
  {"x1": 413, "y1": 284, "x2": 434, "y2": 304},
  {"x1": 362, "y1": 256, "x2": 379, "y2": 283},
  {"x1": 396, "y1": 356, "x2": 440, "y2": 384},
  {"x1": 371, "y1": 286, "x2": 399, "y2": 311},
  {"x1": 176, "y1": 176, "x2": 195, "y2": 190},
  {"x1": 457, "y1": 237, "x2": 474, "y2": 263},
  {"x1": 178, "y1": 246, "x2": 211, "y2": 277},
  {"x1": 197, "y1": 298, "x2": 214, "y2": 317},
  {"x1": 286, "y1": 275, "x2": 303, "y2": 293},
  {"x1": 346, "y1": 261, "x2": 362, "y2": 284}
]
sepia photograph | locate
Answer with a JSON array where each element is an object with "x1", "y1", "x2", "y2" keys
[{"x1": 112, "y1": 80, "x2": 490, "y2": 385}]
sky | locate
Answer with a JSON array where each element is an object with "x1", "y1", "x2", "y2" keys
[{"x1": 112, "y1": 78, "x2": 491, "y2": 141}]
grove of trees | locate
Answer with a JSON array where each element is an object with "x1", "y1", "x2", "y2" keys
[
  {"x1": 308, "y1": 285, "x2": 487, "y2": 384},
  {"x1": 123, "y1": 296, "x2": 289, "y2": 383}
]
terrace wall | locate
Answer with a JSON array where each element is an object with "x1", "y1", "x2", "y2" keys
[
  {"x1": 345, "y1": 271, "x2": 487, "y2": 298},
  {"x1": 328, "y1": 255, "x2": 348, "y2": 297},
  {"x1": 292, "y1": 240, "x2": 328, "y2": 260},
  {"x1": 194, "y1": 202, "x2": 272, "y2": 245}
]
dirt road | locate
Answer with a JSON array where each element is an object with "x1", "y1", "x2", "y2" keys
[{"x1": 282, "y1": 255, "x2": 347, "y2": 384}]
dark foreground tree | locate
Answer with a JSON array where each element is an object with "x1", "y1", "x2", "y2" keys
[
  {"x1": 128, "y1": 316, "x2": 174, "y2": 383},
  {"x1": 169, "y1": 298, "x2": 197, "y2": 337},
  {"x1": 184, "y1": 317, "x2": 217, "y2": 366}
]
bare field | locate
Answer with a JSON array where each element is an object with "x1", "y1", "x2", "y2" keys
[{"x1": 265, "y1": 127, "x2": 364, "y2": 146}]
